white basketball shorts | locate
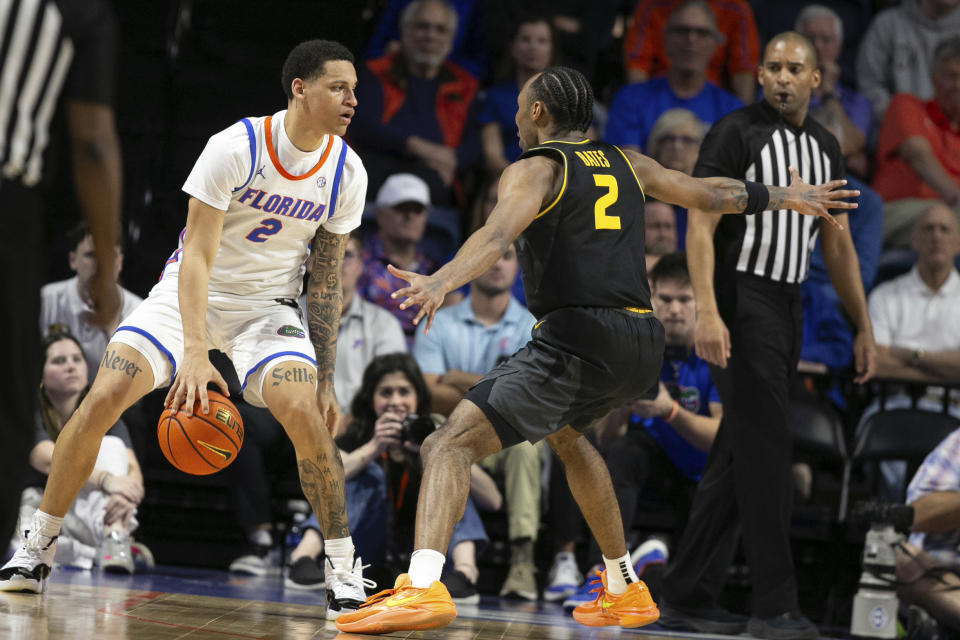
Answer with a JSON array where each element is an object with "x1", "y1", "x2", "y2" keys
[{"x1": 109, "y1": 286, "x2": 315, "y2": 407}]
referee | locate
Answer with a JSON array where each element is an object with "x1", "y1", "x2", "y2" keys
[
  {"x1": 0, "y1": 0, "x2": 121, "y2": 545},
  {"x1": 660, "y1": 32, "x2": 876, "y2": 639}
]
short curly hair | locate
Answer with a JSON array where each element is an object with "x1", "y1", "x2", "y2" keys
[{"x1": 281, "y1": 40, "x2": 354, "y2": 100}]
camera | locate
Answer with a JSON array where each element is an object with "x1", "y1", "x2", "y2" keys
[
  {"x1": 851, "y1": 500, "x2": 915, "y2": 534},
  {"x1": 849, "y1": 501, "x2": 914, "y2": 639},
  {"x1": 401, "y1": 413, "x2": 435, "y2": 446}
]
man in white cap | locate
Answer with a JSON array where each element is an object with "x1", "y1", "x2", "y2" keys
[{"x1": 358, "y1": 173, "x2": 439, "y2": 342}]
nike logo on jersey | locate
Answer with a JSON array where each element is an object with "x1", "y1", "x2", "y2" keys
[
  {"x1": 197, "y1": 440, "x2": 233, "y2": 462},
  {"x1": 237, "y1": 188, "x2": 326, "y2": 221},
  {"x1": 256, "y1": 165, "x2": 266, "y2": 179}
]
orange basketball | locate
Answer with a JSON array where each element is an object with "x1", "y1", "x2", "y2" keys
[{"x1": 157, "y1": 391, "x2": 244, "y2": 475}]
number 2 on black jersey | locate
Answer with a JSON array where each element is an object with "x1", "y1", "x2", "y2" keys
[{"x1": 593, "y1": 174, "x2": 621, "y2": 230}]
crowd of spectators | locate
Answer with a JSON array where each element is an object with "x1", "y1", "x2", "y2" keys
[{"x1": 18, "y1": 0, "x2": 960, "y2": 632}]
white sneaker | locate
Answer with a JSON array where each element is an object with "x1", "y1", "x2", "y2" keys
[
  {"x1": 543, "y1": 553, "x2": 582, "y2": 602},
  {"x1": 0, "y1": 525, "x2": 58, "y2": 593},
  {"x1": 229, "y1": 545, "x2": 280, "y2": 576},
  {"x1": 100, "y1": 530, "x2": 134, "y2": 574},
  {"x1": 325, "y1": 556, "x2": 376, "y2": 620}
]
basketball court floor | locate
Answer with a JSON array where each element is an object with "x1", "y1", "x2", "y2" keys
[{"x1": 0, "y1": 565, "x2": 754, "y2": 640}]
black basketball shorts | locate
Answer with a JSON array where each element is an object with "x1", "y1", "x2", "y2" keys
[{"x1": 465, "y1": 306, "x2": 665, "y2": 448}]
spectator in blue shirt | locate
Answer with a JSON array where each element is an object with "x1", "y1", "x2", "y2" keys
[
  {"x1": 797, "y1": 175, "x2": 881, "y2": 382},
  {"x1": 604, "y1": 1, "x2": 742, "y2": 152},
  {"x1": 479, "y1": 15, "x2": 553, "y2": 173},
  {"x1": 412, "y1": 244, "x2": 543, "y2": 600},
  {"x1": 798, "y1": 281, "x2": 854, "y2": 374}
]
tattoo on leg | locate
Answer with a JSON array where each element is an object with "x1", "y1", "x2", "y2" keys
[
  {"x1": 100, "y1": 349, "x2": 143, "y2": 379},
  {"x1": 298, "y1": 450, "x2": 348, "y2": 538},
  {"x1": 271, "y1": 367, "x2": 316, "y2": 387}
]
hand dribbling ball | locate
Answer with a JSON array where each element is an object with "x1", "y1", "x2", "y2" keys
[{"x1": 157, "y1": 391, "x2": 244, "y2": 475}]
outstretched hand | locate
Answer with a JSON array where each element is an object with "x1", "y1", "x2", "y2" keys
[
  {"x1": 786, "y1": 166, "x2": 858, "y2": 229},
  {"x1": 388, "y1": 264, "x2": 447, "y2": 333}
]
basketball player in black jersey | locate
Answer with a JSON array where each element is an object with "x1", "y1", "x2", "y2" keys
[{"x1": 335, "y1": 66, "x2": 858, "y2": 635}]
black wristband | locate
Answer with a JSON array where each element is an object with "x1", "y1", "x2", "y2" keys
[{"x1": 740, "y1": 180, "x2": 770, "y2": 215}]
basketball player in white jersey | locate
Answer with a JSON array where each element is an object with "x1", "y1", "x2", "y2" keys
[{"x1": 1, "y1": 39, "x2": 373, "y2": 618}]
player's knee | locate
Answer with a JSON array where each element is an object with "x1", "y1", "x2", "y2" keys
[
  {"x1": 272, "y1": 396, "x2": 316, "y2": 427},
  {"x1": 422, "y1": 424, "x2": 493, "y2": 467},
  {"x1": 72, "y1": 386, "x2": 127, "y2": 435},
  {"x1": 420, "y1": 428, "x2": 443, "y2": 463}
]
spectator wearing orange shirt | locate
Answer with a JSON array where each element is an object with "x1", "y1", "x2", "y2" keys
[
  {"x1": 623, "y1": 0, "x2": 760, "y2": 105},
  {"x1": 873, "y1": 36, "x2": 960, "y2": 247}
]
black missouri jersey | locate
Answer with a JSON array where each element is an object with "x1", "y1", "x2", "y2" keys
[
  {"x1": 516, "y1": 139, "x2": 650, "y2": 319},
  {"x1": 695, "y1": 101, "x2": 844, "y2": 284}
]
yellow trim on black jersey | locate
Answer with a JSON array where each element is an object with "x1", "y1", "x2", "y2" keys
[
  {"x1": 529, "y1": 147, "x2": 568, "y2": 220},
  {"x1": 540, "y1": 138, "x2": 592, "y2": 145},
  {"x1": 612, "y1": 145, "x2": 645, "y2": 200},
  {"x1": 624, "y1": 306, "x2": 652, "y2": 315}
]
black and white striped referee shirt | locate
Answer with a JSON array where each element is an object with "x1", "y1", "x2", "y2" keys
[
  {"x1": 0, "y1": 0, "x2": 115, "y2": 187},
  {"x1": 694, "y1": 100, "x2": 845, "y2": 285}
]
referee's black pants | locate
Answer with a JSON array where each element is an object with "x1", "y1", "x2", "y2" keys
[
  {"x1": 0, "y1": 180, "x2": 44, "y2": 546},
  {"x1": 663, "y1": 274, "x2": 802, "y2": 618}
]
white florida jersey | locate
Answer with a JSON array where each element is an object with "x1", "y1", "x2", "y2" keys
[{"x1": 160, "y1": 110, "x2": 367, "y2": 299}]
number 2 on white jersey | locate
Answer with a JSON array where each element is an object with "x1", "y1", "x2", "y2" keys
[{"x1": 246, "y1": 218, "x2": 283, "y2": 243}]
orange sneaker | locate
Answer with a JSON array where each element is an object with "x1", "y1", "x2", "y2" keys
[
  {"x1": 334, "y1": 573, "x2": 457, "y2": 634},
  {"x1": 572, "y1": 570, "x2": 660, "y2": 628}
]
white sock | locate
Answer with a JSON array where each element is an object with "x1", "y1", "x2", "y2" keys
[
  {"x1": 408, "y1": 548, "x2": 445, "y2": 588},
  {"x1": 324, "y1": 536, "x2": 355, "y2": 570},
  {"x1": 32, "y1": 511, "x2": 63, "y2": 539},
  {"x1": 603, "y1": 552, "x2": 638, "y2": 596}
]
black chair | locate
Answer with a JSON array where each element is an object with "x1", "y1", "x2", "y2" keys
[
  {"x1": 791, "y1": 400, "x2": 848, "y2": 528},
  {"x1": 846, "y1": 408, "x2": 960, "y2": 510}
]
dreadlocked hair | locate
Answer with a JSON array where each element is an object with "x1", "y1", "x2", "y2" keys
[{"x1": 528, "y1": 66, "x2": 594, "y2": 134}]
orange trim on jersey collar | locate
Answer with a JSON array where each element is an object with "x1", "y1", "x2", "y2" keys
[{"x1": 264, "y1": 115, "x2": 333, "y2": 180}]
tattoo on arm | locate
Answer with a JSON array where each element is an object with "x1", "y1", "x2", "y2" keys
[
  {"x1": 766, "y1": 185, "x2": 802, "y2": 212},
  {"x1": 298, "y1": 451, "x2": 348, "y2": 537},
  {"x1": 702, "y1": 178, "x2": 749, "y2": 213},
  {"x1": 307, "y1": 227, "x2": 348, "y2": 388},
  {"x1": 702, "y1": 179, "x2": 799, "y2": 214}
]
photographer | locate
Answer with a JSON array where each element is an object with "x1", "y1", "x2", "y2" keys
[
  {"x1": 288, "y1": 353, "x2": 500, "y2": 604},
  {"x1": 894, "y1": 427, "x2": 960, "y2": 630}
]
